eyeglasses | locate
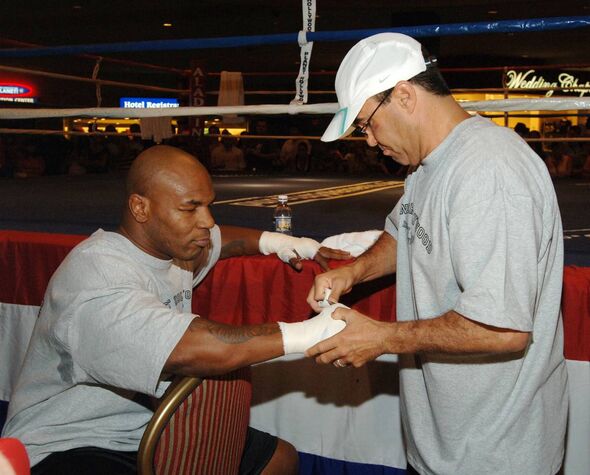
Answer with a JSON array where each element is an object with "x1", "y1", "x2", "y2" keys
[{"x1": 356, "y1": 88, "x2": 393, "y2": 136}]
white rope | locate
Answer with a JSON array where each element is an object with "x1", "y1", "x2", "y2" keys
[
  {"x1": 460, "y1": 98, "x2": 590, "y2": 111},
  {"x1": 1, "y1": 97, "x2": 590, "y2": 120},
  {"x1": 290, "y1": 0, "x2": 316, "y2": 105},
  {"x1": 0, "y1": 103, "x2": 338, "y2": 119}
]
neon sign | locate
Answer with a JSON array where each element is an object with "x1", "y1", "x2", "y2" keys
[
  {"x1": 0, "y1": 82, "x2": 37, "y2": 103},
  {"x1": 120, "y1": 97, "x2": 179, "y2": 108},
  {"x1": 0, "y1": 83, "x2": 35, "y2": 96},
  {"x1": 506, "y1": 70, "x2": 590, "y2": 97}
]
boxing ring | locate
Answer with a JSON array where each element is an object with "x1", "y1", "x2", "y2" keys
[{"x1": 1, "y1": 8, "x2": 590, "y2": 475}]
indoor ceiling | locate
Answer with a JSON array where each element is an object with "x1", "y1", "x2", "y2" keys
[{"x1": 2, "y1": 1, "x2": 590, "y2": 107}]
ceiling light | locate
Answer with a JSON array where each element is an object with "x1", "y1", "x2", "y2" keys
[
  {"x1": 487, "y1": 10, "x2": 498, "y2": 14},
  {"x1": 163, "y1": 23, "x2": 173, "y2": 27}
]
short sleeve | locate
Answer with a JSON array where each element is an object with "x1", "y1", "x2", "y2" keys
[
  {"x1": 67, "y1": 286, "x2": 194, "y2": 396},
  {"x1": 385, "y1": 198, "x2": 402, "y2": 240},
  {"x1": 193, "y1": 225, "x2": 222, "y2": 286},
  {"x1": 450, "y1": 191, "x2": 542, "y2": 331}
]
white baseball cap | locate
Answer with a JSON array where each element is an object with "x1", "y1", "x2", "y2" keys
[{"x1": 321, "y1": 33, "x2": 427, "y2": 142}]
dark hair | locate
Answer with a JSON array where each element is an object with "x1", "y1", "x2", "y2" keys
[{"x1": 375, "y1": 46, "x2": 451, "y2": 102}]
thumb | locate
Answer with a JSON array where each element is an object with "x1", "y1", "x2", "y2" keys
[
  {"x1": 277, "y1": 248, "x2": 297, "y2": 263},
  {"x1": 329, "y1": 304, "x2": 350, "y2": 322}
]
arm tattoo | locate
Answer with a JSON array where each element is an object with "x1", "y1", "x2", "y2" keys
[
  {"x1": 194, "y1": 319, "x2": 280, "y2": 344},
  {"x1": 220, "y1": 238, "x2": 248, "y2": 259}
]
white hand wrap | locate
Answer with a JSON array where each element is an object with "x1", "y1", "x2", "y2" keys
[
  {"x1": 258, "y1": 231, "x2": 321, "y2": 263},
  {"x1": 321, "y1": 230, "x2": 383, "y2": 257},
  {"x1": 278, "y1": 303, "x2": 348, "y2": 354}
]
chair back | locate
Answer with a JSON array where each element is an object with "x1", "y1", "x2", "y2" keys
[{"x1": 138, "y1": 367, "x2": 251, "y2": 475}]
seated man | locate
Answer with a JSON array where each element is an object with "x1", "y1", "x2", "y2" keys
[{"x1": 2, "y1": 145, "x2": 349, "y2": 475}]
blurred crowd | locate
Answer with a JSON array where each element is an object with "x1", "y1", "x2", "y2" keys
[
  {"x1": 513, "y1": 118, "x2": 590, "y2": 179},
  {"x1": 1, "y1": 117, "x2": 589, "y2": 180},
  {"x1": 0, "y1": 119, "x2": 404, "y2": 179}
]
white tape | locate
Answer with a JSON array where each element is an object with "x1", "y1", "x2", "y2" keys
[
  {"x1": 318, "y1": 288, "x2": 332, "y2": 308},
  {"x1": 278, "y1": 303, "x2": 347, "y2": 354},
  {"x1": 259, "y1": 231, "x2": 321, "y2": 262},
  {"x1": 297, "y1": 30, "x2": 308, "y2": 47},
  {"x1": 291, "y1": 0, "x2": 316, "y2": 105}
]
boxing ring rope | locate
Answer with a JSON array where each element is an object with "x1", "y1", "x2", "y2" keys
[
  {"x1": 0, "y1": 15, "x2": 589, "y2": 124},
  {"x1": 0, "y1": 64, "x2": 188, "y2": 96},
  {"x1": 0, "y1": 16, "x2": 589, "y2": 58},
  {"x1": 1, "y1": 98, "x2": 590, "y2": 121},
  {"x1": 0, "y1": 38, "x2": 190, "y2": 76},
  {"x1": 0, "y1": 14, "x2": 588, "y2": 121}
]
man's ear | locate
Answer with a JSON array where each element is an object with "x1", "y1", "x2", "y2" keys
[
  {"x1": 393, "y1": 81, "x2": 416, "y2": 114},
  {"x1": 129, "y1": 193, "x2": 150, "y2": 223}
]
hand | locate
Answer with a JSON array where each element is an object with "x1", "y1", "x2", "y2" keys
[
  {"x1": 259, "y1": 232, "x2": 350, "y2": 272},
  {"x1": 278, "y1": 303, "x2": 348, "y2": 354},
  {"x1": 311, "y1": 246, "x2": 352, "y2": 272},
  {"x1": 306, "y1": 266, "x2": 358, "y2": 313},
  {"x1": 305, "y1": 307, "x2": 389, "y2": 368}
]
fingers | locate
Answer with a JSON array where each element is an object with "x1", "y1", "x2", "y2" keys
[
  {"x1": 333, "y1": 358, "x2": 348, "y2": 368},
  {"x1": 331, "y1": 306, "x2": 348, "y2": 321},
  {"x1": 308, "y1": 295, "x2": 323, "y2": 313},
  {"x1": 313, "y1": 252, "x2": 330, "y2": 272},
  {"x1": 288, "y1": 256, "x2": 303, "y2": 272},
  {"x1": 317, "y1": 246, "x2": 352, "y2": 260},
  {"x1": 313, "y1": 346, "x2": 345, "y2": 365},
  {"x1": 307, "y1": 284, "x2": 337, "y2": 312},
  {"x1": 305, "y1": 334, "x2": 338, "y2": 358}
]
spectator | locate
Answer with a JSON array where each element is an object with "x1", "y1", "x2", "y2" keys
[
  {"x1": 14, "y1": 140, "x2": 45, "y2": 178},
  {"x1": 279, "y1": 127, "x2": 311, "y2": 172},
  {"x1": 243, "y1": 119, "x2": 280, "y2": 173},
  {"x1": 210, "y1": 129, "x2": 246, "y2": 172},
  {"x1": 513, "y1": 122, "x2": 529, "y2": 138},
  {"x1": 527, "y1": 129, "x2": 545, "y2": 159}
]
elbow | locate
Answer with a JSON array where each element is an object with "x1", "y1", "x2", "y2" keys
[
  {"x1": 166, "y1": 343, "x2": 246, "y2": 378},
  {"x1": 497, "y1": 331, "x2": 530, "y2": 354}
]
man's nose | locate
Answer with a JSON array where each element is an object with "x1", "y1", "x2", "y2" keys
[
  {"x1": 365, "y1": 128, "x2": 378, "y2": 147},
  {"x1": 197, "y1": 208, "x2": 215, "y2": 229}
]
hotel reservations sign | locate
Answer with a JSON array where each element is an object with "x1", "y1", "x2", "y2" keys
[{"x1": 505, "y1": 69, "x2": 590, "y2": 97}]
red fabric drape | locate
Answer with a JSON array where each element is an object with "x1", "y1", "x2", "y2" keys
[
  {"x1": 562, "y1": 266, "x2": 590, "y2": 361},
  {"x1": 192, "y1": 255, "x2": 396, "y2": 325},
  {"x1": 0, "y1": 231, "x2": 86, "y2": 305},
  {"x1": 1, "y1": 230, "x2": 587, "y2": 362}
]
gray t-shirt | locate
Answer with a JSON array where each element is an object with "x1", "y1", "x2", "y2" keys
[
  {"x1": 385, "y1": 115, "x2": 568, "y2": 475},
  {"x1": 2, "y1": 226, "x2": 221, "y2": 466}
]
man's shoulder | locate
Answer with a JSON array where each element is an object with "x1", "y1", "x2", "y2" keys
[{"x1": 58, "y1": 231, "x2": 143, "y2": 282}]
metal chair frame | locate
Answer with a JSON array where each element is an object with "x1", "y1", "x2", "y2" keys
[{"x1": 137, "y1": 376, "x2": 202, "y2": 475}]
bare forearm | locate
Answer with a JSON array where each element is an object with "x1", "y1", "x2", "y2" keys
[
  {"x1": 349, "y1": 232, "x2": 397, "y2": 284},
  {"x1": 219, "y1": 225, "x2": 263, "y2": 259},
  {"x1": 165, "y1": 318, "x2": 283, "y2": 377},
  {"x1": 385, "y1": 311, "x2": 530, "y2": 355}
]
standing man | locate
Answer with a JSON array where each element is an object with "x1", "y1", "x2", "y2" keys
[
  {"x1": 307, "y1": 33, "x2": 568, "y2": 475},
  {"x1": 3, "y1": 145, "x2": 348, "y2": 475}
]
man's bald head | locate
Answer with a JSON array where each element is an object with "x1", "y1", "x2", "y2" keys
[
  {"x1": 126, "y1": 145, "x2": 208, "y2": 197},
  {"x1": 119, "y1": 145, "x2": 216, "y2": 260}
]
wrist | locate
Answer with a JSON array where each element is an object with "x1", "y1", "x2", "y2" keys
[
  {"x1": 258, "y1": 231, "x2": 320, "y2": 260},
  {"x1": 278, "y1": 304, "x2": 347, "y2": 354}
]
